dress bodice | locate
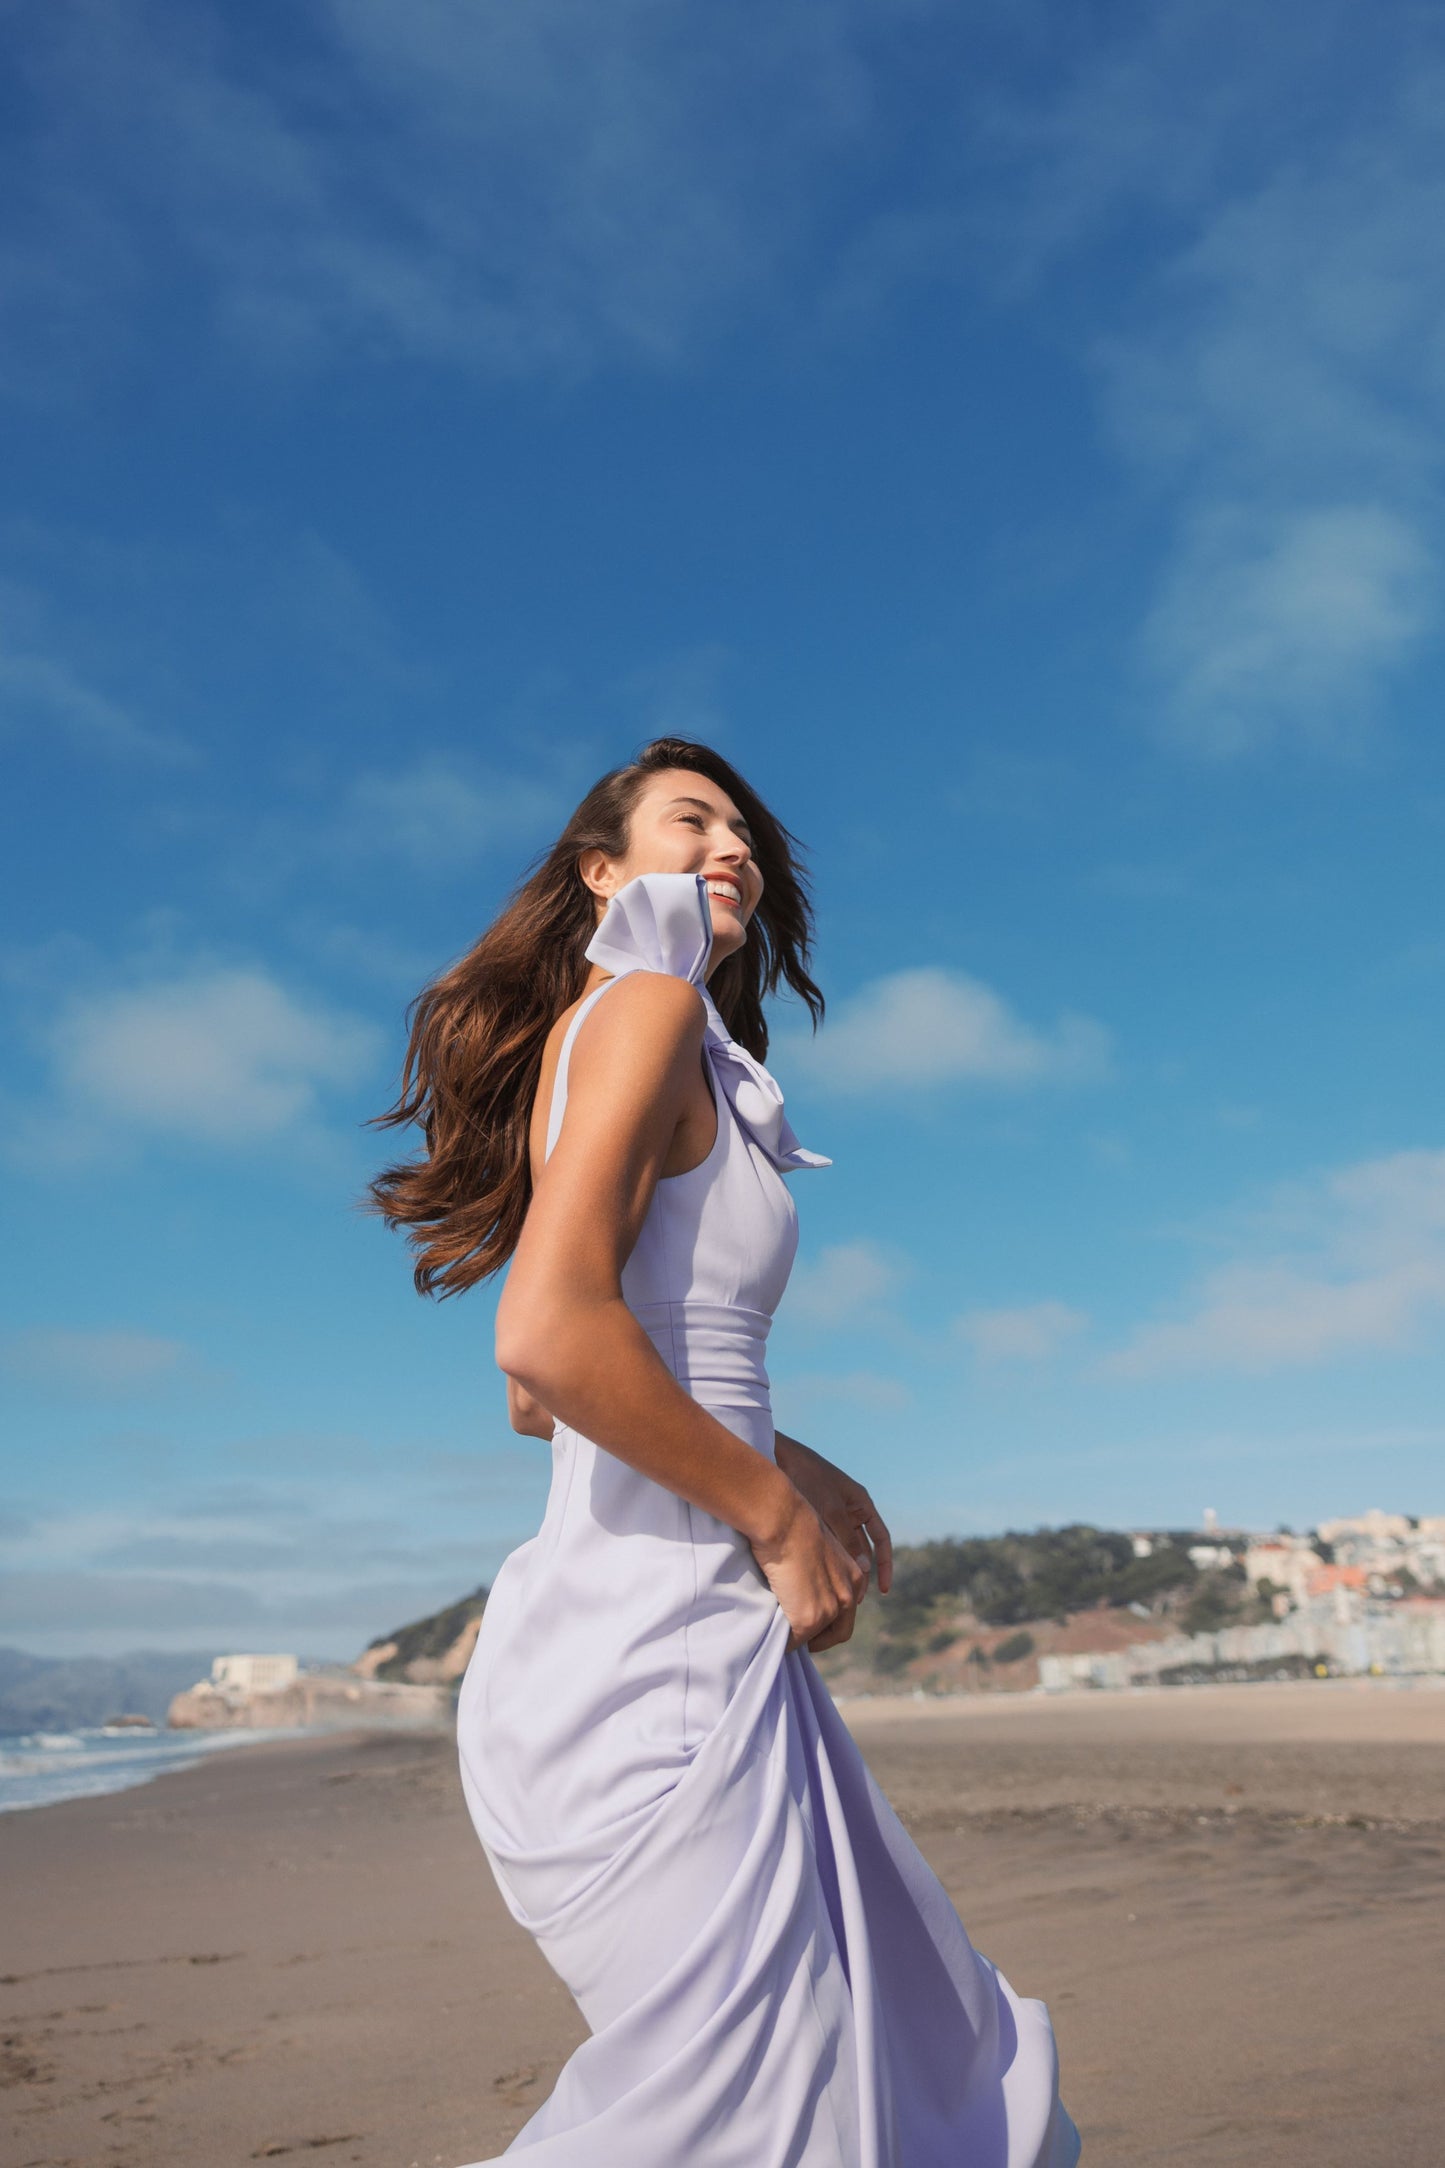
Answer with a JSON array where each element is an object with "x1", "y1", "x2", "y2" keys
[{"x1": 543, "y1": 871, "x2": 828, "y2": 1402}]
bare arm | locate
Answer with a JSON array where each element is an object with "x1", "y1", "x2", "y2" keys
[{"x1": 496, "y1": 974, "x2": 866, "y2": 1651}]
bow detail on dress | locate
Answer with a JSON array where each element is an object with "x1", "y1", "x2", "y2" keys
[{"x1": 584, "y1": 871, "x2": 831, "y2": 1174}]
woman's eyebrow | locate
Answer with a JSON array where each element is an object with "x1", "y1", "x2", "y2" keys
[{"x1": 666, "y1": 794, "x2": 753, "y2": 843}]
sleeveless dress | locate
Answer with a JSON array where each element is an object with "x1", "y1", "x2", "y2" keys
[{"x1": 456, "y1": 870, "x2": 1080, "y2": 2168}]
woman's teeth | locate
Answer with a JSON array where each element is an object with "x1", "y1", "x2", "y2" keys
[{"x1": 706, "y1": 880, "x2": 742, "y2": 908}]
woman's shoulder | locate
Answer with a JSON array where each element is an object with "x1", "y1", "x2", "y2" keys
[
  {"x1": 529, "y1": 973, "x2": 707, "y2": 1174},
  {"x1": 570, "y1": 970, "x2": 707, "y2": 1063}
]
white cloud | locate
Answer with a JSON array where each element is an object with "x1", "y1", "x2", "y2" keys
[
  {"x1": 954, "y1": 1301, "x2": 1088, "y2": 1363},
  {"x1": 1, "y1": 1327, "x2": 188, "y2": 1397},
  {"x1": 1096, "y1": 62, "x2": 1445, "y2": 756},
  {"x1": 1100, "y1": 1147, "x2": 1445, "y2": 1377},
  {"x1": 956, "y1": 3, "x2": 1445, "y2": 760},
  {"x1": 786, "y1": 1240, "x2": 904, "y2": 1327},
  {"x1": 333, "y1": 756, "x2": 563, "y2": 873},
  {"x1": 786, "y1": 967, "x2": 1112, "y2": 1093},
  {"x1": 1137, "y1": 502, "x2": 1433, "y2": 759},
  {"x1": 48, "y1": 966, "x2": 380, "y2": 1144}
]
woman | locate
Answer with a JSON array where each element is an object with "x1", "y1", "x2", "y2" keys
[{"x1": 371, "y1": 738, "x2": 1079, "y2": 2166}]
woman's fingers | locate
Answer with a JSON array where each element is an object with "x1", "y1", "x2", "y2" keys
[
  {"x1": 863, "y1": 1501, "x2": 893, "y2": 1595},
  {"x1": 806, "y1": 1605, "x2": 858, "y2": 1653},
  {"x1": 827, "y1": 1496, "x2": 886, "y2": 1595}
]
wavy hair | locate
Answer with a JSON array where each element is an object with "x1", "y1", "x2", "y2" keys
[{"x1": 367, "y1": 738, "x2": 824, "y2": 1298}]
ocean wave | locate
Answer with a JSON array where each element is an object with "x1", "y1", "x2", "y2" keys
[{"x1": 0, "y1": 1724, "x2": 296, "y2": 1814}]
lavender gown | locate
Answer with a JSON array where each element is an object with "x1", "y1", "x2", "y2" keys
[{"x1": 456, "y1": 870, "x2": 1080, "y2": 2167}]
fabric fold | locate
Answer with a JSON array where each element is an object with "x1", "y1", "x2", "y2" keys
[{"x1": 584, "y1": 870, "x2": 831, "y2": 1175}]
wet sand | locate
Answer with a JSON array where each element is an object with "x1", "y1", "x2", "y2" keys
[{"x1": 3, "y1": 1679, "x2": 1442, "y2": 2166}]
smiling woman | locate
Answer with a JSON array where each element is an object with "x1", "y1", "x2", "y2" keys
[{"x1": 369, "y1": 738, "x2": 1079, "y2": 2166}]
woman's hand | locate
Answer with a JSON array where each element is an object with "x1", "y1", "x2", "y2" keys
[
  {"x1": 773, "y1": 1431, "x2": 893, "y2": 1599},
  {"x1": 747, "y1": 1482, "x2": 870, "y2": 1653}
]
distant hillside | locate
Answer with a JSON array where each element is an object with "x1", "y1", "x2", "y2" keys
[
  {"x1": 0, "y1": 1647, "x2": 219, "y2": 1732},
  {"x1": 814, "y1": 1524, "x2": 1273, "y2": 1695},
  {"x1": 356, "y1": 1587, "x2": 489, "y2": 1684},
  {"x1": 876, "y1": 1523, "x2": 1202, "y2": 1630},
  {"x1": 356, "y1": 1525, "x2": 1260, "y2": 1696}
]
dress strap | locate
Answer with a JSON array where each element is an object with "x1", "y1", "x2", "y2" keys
[{"x1": 543, "y1": 979, "x2": 620, "y2": 1163}]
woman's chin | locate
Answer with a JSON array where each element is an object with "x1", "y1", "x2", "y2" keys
[{"x1": 707, "y1": 906, "x2": 746, "y2": 955}]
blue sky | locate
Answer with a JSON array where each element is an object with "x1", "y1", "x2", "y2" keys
[{"x1": 3, "y1": 0, "x2": 1443, "y2": 1658}]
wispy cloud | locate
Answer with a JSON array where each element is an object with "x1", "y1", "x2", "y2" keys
[
  {"x1": 1, "y1": 1328, "x2": 189, "y2": 1399},
  {"x1": 1088, "y1": 36, "x2": 1445, "y2": 756},
  {"x1": 1099, "y1": 1146, "x2": 1445, "y2": 1377},
  {"x1": 936, "y1": 4, "x2": 1445, "y2": 760},
  {"x1": 45, "y1": 964, "x2": 380, "y2": 1147},
  {"x1": 331, "y1": 755, "x2": 565, "y2": 874},
  {"x1": 0, "y1": 627, "x2": 189, "y2": 764},
  {"x1": 0, "y1": 1445, "x2": 549, "y2": 1655},
  {"x1": 3, "y1": 0, "x2": 886, "y2": 388},
  {"x1": 773, "y1": 1369, "x2": 912, "y2": 1415},
  {"x1": 1137, "y1": 501, "x2": 1432, "y2": 761},
  {"x1": 14, "y1": 2, "x2": 1440, "y2": 785},
  {"x1": 785, "y1": 967, "x2": 1112, "y2": 1094},
  {"x1": 954, "y1": 1301, "x2": 1088, "y2": 1364},
  {"x1": 786, "y1": 1240, "x2": 906, "y2": 1328},
  {"x1": 621, "y1": 643, "x2": 737, "y2": 743}
]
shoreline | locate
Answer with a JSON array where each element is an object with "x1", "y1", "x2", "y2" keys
[
  {"x1": 5, "y1": 1668, "x2": 1442, "y2": 1819},
  {"x1": 0, "y1": 1717, "x2": 330, "y2": 1818}
]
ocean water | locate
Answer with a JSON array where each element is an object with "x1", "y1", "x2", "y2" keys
[{"x1": 0, "y1": 1724, "x2": 290, "y2": 1814}]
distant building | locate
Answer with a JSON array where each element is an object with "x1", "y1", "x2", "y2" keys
[
  {"x1": 1039, "y1": 1594, "x2": 1445, "y2": 1692},
  {"x1": 1243, "y1": 1538, "x2": 1315, "y2": 1604},
  {"x1": 1305, "y1": 1509, "x2": 1443, "y2": 1591},
  {"x1": 1317, "y1": 1509, "x2": 1411, "y2": 1547},
  {"x1": 209, "y1": 1653, "x2": 299, "y2": 1695},
  {"x1": 1304, "y1": 1566, "x2": 1370, "y2": 1624},
  {"x1": 169, "y1": 1650, "x2": 448, "y2": 1732}
]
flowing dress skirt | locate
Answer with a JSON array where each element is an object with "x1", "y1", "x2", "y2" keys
[{"x1": 456, "y1": 1398, "x2": 1080, "y2": 2167}]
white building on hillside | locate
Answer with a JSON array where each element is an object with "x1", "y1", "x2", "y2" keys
[
  {"x1": 209, "y1": 1653, "x2": 299, "y2": 1695},
  {"x1": 1317, "y1": 1509, "x2": 1412, "y2": 1547}
]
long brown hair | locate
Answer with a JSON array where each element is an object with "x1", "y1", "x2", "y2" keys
[{"x1": 367, "y1": 738, "x2": 825, "y2": 1298}]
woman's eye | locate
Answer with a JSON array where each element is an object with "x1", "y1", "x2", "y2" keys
[{"x1": 680, "y1": 813, "x2": 706, "y2": 829}]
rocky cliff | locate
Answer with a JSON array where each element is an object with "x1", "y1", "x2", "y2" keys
[{"x1": 352, "y1": 1585, "x2": 488, "y2": 1685}]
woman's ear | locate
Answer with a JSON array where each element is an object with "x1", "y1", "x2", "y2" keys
[{"x1": 577, "y1": 847, "x2": 616, "y2": 903}]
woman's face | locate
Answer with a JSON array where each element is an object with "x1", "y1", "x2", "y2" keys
[{"x1": 580, "y1": 768, "x2": 763, "y2": 973}]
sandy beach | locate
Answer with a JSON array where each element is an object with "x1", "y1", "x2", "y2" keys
[{"x1": 4, "y1": 1679, "x2": 1442, "y2": 2167}]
